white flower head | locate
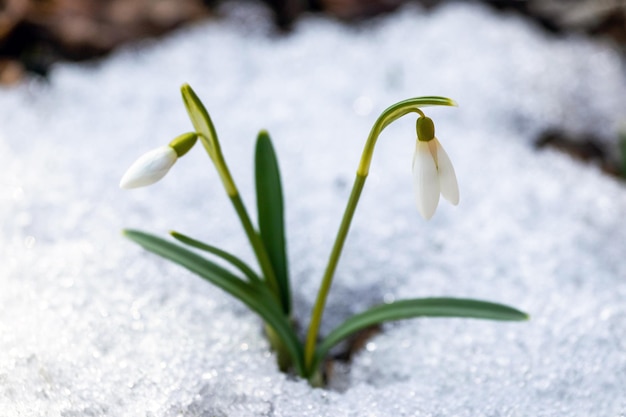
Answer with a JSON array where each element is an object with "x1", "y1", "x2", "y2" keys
[
  {"x1": 119, "y1": 145, "x2": 178, "y2": 189},
  {"x1": 412, "y1": 116, "x2": 459, "y2": 220}
]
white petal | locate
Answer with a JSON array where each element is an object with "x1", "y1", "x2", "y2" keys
[
  {"x1": 412, "y1": 141, "x2": 440, "y2": 220},
  {"x1": 119, "y1": 146, "x2": 178, "y2": 189},
  {"x1": 433, "y1": 138, "x2": 459, "y2": 205}
]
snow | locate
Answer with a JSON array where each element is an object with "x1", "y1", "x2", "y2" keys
[{"x1": 1, "y1": 1, "x2": 626, "y2": 416}]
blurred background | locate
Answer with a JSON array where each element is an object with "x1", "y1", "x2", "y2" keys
[
  {"x1": 2, "y1": 0, "x2": 626, "y2": 175},
  {"x1": 1, "y1": 0, "x2": 625, "y2": 82}
]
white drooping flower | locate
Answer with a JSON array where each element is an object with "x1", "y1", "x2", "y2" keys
[
  {"x1": 119, "y1": 145, "x2": 178, "y2": 189},
  {"x1": 412, "y1": 116, "x2": 459, "y2": 220},
  {"x1": 120, "y1": 132, "x2": 198, "y2": 189}
]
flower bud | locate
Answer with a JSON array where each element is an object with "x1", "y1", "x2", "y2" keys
[{"x1": 119, "y1": 145, "x2": 178, "y2": 189}]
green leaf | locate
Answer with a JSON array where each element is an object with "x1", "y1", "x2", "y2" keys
[
  {"x1": 315, "y1": 297, "x2": 528, "y2": 366},
  {"x1": 170, "y1": 230, "x2": 261, "y2": 283},
  {"x1": 255, "y1": 131, "x2": 291, "y2": 314},
  {"x1": 123, "y1": 229, "x2": 305, "y2": 374}
]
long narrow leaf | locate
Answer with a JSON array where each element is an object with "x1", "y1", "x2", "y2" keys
[
  {"x1": 255, "y1": 131, "x2": 290, "y2": 314},
  {"x1": 315, "y1": 297, "x2": 528, "y2": 366},
  {"x1": 170, "y1": 230, "x2": 261, "y2": 283},
  {"x1": 123, "y1": 229, "x2": 305, "y2": 374}
]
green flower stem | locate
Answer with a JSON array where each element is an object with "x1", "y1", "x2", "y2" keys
[
  {"x1": 229, "y1": 190, "x2": 282, "y2": 301},
  {"x1": 180, "y1": 84, "x2": 283, "y2": 305},
  {"x1": 357, "y1": 96, "x2": 456, "y2": 176},
  {"x1": 303, "y1": 96, "x2": 457, "y2": 377},
  {"x1": 197, "y1": 134, "x2": 239, "y2": 197},
  {"x1": 203, "y1": 138, "x2": 292, "y2": 362},
  {"x1": 181, "y1": 84, "x2": 238, "y2": 197},
  {"x1": 181, "y1": 85, "x2": 294, "y2": 365},
  {"x1": 264, "y1": 322, "x2": 293, "y2": 372},
  {"x1": 304, "y1": 173, "x2": 365, "y2": 374}
]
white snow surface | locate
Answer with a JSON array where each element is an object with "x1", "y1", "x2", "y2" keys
[{"x1": 1, "y1": 2, "x2": 626, "y2": 416}]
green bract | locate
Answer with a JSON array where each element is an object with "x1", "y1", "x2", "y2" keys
[
  {"x1": 169, "y1": 132, "x2": 198, "y2": 157},
  {"x1": 121, "y1": 84, "x2": 528, "y2": 384}
]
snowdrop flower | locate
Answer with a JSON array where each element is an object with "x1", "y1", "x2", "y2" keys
[
  {"x1": 412, "y1": 116, "x2": 459, "y2": 220},
  {"x1": 119, "y1": 146, "x2": 177, "y2": 189},
  {"x1": 120, "y1": 132, "x2": 197, "y2": 189}
]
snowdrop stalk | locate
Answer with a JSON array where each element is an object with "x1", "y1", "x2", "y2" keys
[
  {"x1": 179, "y1": 85, "x2": 286, "y2": 310},
  {"x1": 303, "y1": 97, "x2": 458, "y2": 371}
]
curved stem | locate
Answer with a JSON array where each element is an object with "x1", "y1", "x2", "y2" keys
[
  {"x1": 303, "y1": 96, "x2": 456, "y2": 376},
  {"x1": 358, "y1": 96, "x2": 456, "y2": 176}
]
